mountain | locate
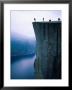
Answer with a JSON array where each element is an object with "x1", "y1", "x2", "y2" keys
[{"x1": 11, "y1": 35, "x2": 36, "y2": 57}]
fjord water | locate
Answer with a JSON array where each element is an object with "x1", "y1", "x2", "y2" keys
[
  {"x1": 11, "y1": 55, "x2": 36, "y2": 79},
  {"x1": 11, "y1": 37, "x2": 36, "y2": 79}
]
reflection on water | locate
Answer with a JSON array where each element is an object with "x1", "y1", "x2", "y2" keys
[{"x1": 11, "y1": 55, "x2": 36, "y2": 79}]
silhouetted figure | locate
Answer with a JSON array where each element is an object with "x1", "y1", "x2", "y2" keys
[
  {"x1": 43, "y1": 17, "x2": 44, "y2": 21},
  {"x1": 58, "y1": 18, "x2": 60, "y2": 21},
  {"x1": 49, "y1": 19, "x2": 51, "y2": 22},
  {"x1": 34, "y1": 18, "x2": 36, "y2": 22}
]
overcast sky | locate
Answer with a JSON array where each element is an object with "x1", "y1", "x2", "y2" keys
[{"x1": 11, "y1": 10, "x2": 61, "y2": 40}]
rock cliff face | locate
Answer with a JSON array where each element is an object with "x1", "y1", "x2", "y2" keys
[{"x1": 32, "y1": 21, "x2": 61, "y2": 79}]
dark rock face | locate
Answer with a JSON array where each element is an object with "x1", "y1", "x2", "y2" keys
[{"x1": 33, "y1": 21, "x2": 61, "y2": 79}]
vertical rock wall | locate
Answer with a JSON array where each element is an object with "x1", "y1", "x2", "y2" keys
[{"x1": 32, "y1": 21, "x2": 61, "y2": 79}]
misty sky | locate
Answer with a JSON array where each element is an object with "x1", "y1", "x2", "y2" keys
[{"x1": 11, "y1": 10, "x2": 61, "y2": 40}]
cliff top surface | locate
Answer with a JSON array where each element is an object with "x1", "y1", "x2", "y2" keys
[{"x1": 32, "y1": 21, "x2": 61, "y2": 24}]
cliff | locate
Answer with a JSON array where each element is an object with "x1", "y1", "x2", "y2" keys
[{"x1": 32, "y1": 21, "x2": 61, "y2": 79}]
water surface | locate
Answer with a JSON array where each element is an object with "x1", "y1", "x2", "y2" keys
[{"x1": 11, "y1": 55, "x2": 36, "y2": 79}]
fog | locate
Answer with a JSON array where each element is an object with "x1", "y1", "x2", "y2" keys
[{"x1": 11, "y1": 10, "x2": 61, "y2": 40}]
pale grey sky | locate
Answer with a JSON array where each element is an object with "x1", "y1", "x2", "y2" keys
[{"x1": 11, "y1": 10, "x2": 61, "y2": 40}]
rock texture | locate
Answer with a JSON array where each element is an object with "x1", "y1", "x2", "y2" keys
[{"x1": 32, "y1": 21, "x2": 61, "y2": 79}]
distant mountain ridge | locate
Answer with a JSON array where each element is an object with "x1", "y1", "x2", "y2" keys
[{"x1": 11, "y1": 36, "x2": 36, "y2": 57}]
